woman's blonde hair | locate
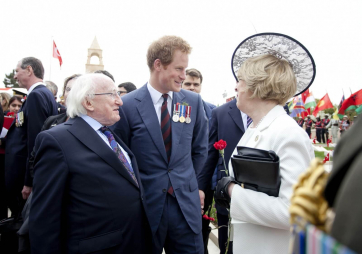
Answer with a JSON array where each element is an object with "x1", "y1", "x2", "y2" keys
[
  {"x1": 0, "y1": 93, "x2": 12, "y2": 111},
  {"x1": 237, "y1": 54, "x2": 296, "y2": 105}
]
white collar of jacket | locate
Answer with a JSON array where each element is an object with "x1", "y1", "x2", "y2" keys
[{"x1": 245, "y1": 105, "x2": 286, "y2": 148}]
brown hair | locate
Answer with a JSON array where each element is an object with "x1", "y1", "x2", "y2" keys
[
  {"x1": 147, "y1": 36, "x2": 191, "y2": 71},
  {"x1": 9, "y1": 95, "x2": 23, "y2": 105},
  {"x1": 186, "y1": 68, "x2": 203, "y2": 84}
]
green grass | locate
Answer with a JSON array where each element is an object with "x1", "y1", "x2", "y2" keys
[
  {"x1": 315, "y1": 151, "x2": 325, "y2": 159},
  {"x1": 314, "y1": 151, "x2": 333, "y2": 161},
  {"x1": 324, "y1": 147, "x2": 334, "y2": 151}
]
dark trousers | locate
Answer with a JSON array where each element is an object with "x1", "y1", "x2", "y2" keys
[
  {"x1": 202, "y1": 188, "x2": 214, "y2": 254},
  {"x1": 0, "y1": 154, "x2": 8, "y2": 220},
  {"x1": 321, "y1": 129, "x2": 326, "y2": 143},
  {"x1": 152, "y1": 194, "x2": 203, "y2": 254},
  {"x1": 306, "y1": 128, "x2": 311, "y2": 138},
  {"x1": 217, "y1": 212, "x2": 233, "y2": 254},
  {"x1": 316, "y1": 129, "x2": 322, "y2": 143}
]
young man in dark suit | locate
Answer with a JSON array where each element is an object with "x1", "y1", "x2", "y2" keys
[
  {"x1": 182, "y1": 68, "x2": 216, "y2": 253},
  {"x1": 2, "y1": 57, "x2": 57, "y2": 217},
  {"x1": 30, "y1": 74, "x2": 151, "y2": 254},
  {"x1": 112, "y1": 36, "x2": 208, "y2": 254},
  {"x1": 198, "y1": 99, "x2": 247, "y2": 254}
]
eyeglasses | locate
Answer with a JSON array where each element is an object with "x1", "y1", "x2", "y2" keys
[{"x1": 91, "y1": 91, "x2": 122, "y2": 99}]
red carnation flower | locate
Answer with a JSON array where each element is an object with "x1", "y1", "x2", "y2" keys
[{"x1": 213, "y1": 139, "x2": 227, "y2": 150}]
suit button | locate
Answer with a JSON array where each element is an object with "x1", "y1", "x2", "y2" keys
[
  {"x1": 168, "y1": 169, "x2": 172, "y2": 173},
  {"x1": 162, "y1": 189, "x2": 166, "y2": 193}
]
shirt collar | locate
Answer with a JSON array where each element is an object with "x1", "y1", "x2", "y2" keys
[
  {"x1": 80, "y1": 115, "x2": 103, "y2": 132},
  {"x1": 28, "y1": 82, "x2": 45, "y2": 95},
  {"x1": 147, "y1": 81, "x2": 173, "y2": 105}
]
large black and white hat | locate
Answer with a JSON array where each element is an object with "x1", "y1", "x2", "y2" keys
[{"x1": 231, "y1": 33, "x2": 316, "y2": 96}]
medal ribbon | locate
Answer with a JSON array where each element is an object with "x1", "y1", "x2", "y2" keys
[
  {"x1": 186, "y1": 106, "x2": 191, "y2": 117},
  {"x1": 180, "y1": 105, "x2": 185, "y2": 118}
]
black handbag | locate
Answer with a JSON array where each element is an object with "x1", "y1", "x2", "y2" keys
[
  {"x1": 0, "y1": 216, "x2": 23, "y2": 253},
  {"x1": 231, "y1": 146, "x2": 281, "y2": 197}
]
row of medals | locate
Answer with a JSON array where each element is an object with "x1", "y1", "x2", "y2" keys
[
  {"x1": 172, "y1": 104, "x2": 191, "y2": 124},
  {"x1": 15, "y1": 111, "x2": 24, "y2": 127}
]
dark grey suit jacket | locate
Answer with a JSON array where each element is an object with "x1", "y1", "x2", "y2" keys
[{"x1": 324, "y1": 117, "x2": 362, "y2": 253}]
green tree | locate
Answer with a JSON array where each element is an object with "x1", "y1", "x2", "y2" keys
[
  {"x1": 3, "y1": 69, "x2": 19, "y2": 88},
  {"x1": 324, "y1": 107, "x2": 336, "y2": 115}
]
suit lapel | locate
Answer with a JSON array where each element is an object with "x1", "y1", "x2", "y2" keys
[
  {"x1": 67, "y1": 117, "x2": 139, "y2": 188},
  {"x1": 202, "y1": 100, "x2": 212, "y2": 120},
  {"x1": 112, "y1": 130, "x2": 142, "y2": 187},
  {"x1": 169, "y1": 91, "x2": 186, "y2": 164},
  {"x1": 228, "y1": 100, "x2": 245, "y2": 133},
  {"x1": 135, "y1": 86, "x2": 168, "y2": 164}
]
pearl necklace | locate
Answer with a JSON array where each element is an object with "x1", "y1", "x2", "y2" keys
[{"x1": 252, "y1": 116, "x2": 265, "y2": 129}]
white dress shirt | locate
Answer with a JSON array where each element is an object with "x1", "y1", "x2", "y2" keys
[
  {"x1": 240, "y1": 110, "x2": 248, "y2": 130},
  {"x1": 27, "y1": 82, "x2": 45, "y2": 95},
  {"x1": 80, "y1": 115, "x2": 132, "y2": 166},
  {"x1": 147, "y1": 82, "x2": 173, "y2": 124}
]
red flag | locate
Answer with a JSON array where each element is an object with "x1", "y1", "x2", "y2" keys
[
  {"x1": 313, "y1": 93, "x2": 334, "y2": 116},
  {"x1": 338, "y1": 89, "x2": 362, "y2": 115},
  {"x1": 301, "y1": 89, "x2": 309, "y2": 103},
  {"x1": 53, "y1": 40, "x2": 63, "y2": 67}
]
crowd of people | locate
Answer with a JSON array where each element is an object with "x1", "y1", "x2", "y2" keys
[
  {"x1": 296, "y1": 113, "x2": 354, "y2": 144},
  {"x1": 0, "y1": 33, "x2": 360, "y2": 254}
]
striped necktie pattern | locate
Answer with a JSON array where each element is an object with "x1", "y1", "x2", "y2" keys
[
  {"x1": 247, "y1": 116, "x2": 253, "y2": 128},
  {"x1": 100, "y1": 127, "x2": 138, "y2": 186},
  {"x1": 161, "y1": 94, "x2": 172, "y2": 161}
]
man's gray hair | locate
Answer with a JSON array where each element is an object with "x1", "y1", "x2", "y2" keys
[
  {"x1": 45, "y1": 81, "x2": 58, "y2": 97},
  {"x1": 66, "y1": 74, "x2": 97, "y2": 118}
]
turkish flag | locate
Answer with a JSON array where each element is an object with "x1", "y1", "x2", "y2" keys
[
  {"x1": 338, "y1": 89, "x2": 362, "y2": 115},
  {"x1": 313, "y1": 93, "x2": 334, "y2": 116},
  {"x1": 53, "y1": 40, "x2": 63, "y2": 67},
  {"x1": 301, "y1": 89, "x2": 309, "y2": 103}
]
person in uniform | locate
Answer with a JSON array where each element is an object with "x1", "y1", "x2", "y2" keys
[
  {"x1": 326, "y1": 117, "x2": 339, "y2": 143},
  {"x1": 321, "y1": 114, "x2": 330, "y2": 142},
  {"x1": 305, "y1": 116, "x2": 313, "y2": 138},
  {"x1": 297, "y1": 116, "x2": 304, "y2": 128},
  {"x1": 315, "y1": 116, "x2": 322, "y2": 143},
  {"x1": 340, "y1": 115, "x2": 350, "y2": 135}
]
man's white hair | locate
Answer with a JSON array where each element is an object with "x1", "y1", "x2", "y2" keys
[{"x1": 66, "y1": 74, "x2": 113, "y2": 118}]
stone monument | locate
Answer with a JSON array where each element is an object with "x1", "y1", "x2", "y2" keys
[{"x1": 85, "y1": 36, "x2": 104, "y2": 73}]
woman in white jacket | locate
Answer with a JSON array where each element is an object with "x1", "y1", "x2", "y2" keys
[{"x1": 216, "y1": 53, "x2": 314, "y2": 254}]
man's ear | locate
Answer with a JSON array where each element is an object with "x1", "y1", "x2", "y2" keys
[
  {"x1": 27, "y1": 65, "x2": 33, "y2": 76},
  {"x1": 153, "y1": 59, "x2": 162, "y2": 71},
  {"x1": 82, "y1": 97, "x2": 94, "y2": 112}
]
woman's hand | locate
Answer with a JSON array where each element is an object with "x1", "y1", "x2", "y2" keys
[
  {"x1": 228, "y1": 182, "x2": 235, "y2": 198},
  {"x1": 214, "y1": 176, "x2": 239, "y2": 209}
]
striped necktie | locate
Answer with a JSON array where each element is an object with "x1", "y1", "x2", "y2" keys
[
  {"x1": 161, "y1": 94, "x2": 175, "y2": 196},
  {"x1": 161, "y1": 94, "x2": 172, "y2": 161},
  {"x1": 247, "y1": 116, "x2": 253, "y2": 128},
  {"x1": 100, "y1": 127, "x2": 138, "y2": 186}
]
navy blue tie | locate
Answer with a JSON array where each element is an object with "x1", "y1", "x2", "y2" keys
[{"x1": 247, "y1": 116, "x2": 253, "y2": 128}]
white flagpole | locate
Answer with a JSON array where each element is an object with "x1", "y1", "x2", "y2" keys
[{"x1": 49, "y1": 36, "x2": 53, "y2": 80}]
